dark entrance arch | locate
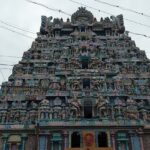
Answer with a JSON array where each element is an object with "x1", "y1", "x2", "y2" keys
[
  {"x1": 71, "y1": 132, "x2": 80, "y2": 148},
  {"x1": 84, "y1": 100, "x2": 92, "y2": 118},
  {"x1": 98, "y1": 132, "x2": 108, "y2": 147}
]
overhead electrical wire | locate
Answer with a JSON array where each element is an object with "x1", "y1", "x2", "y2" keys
[
  {"x1": 0, "y1": 26, "x2": 35, "y2": 39},
  {"x1": 0, "y1": 0, "x2": 149, "y2": 43},
  {"x1": 0, "y1": 0, "x2": 149, "y2": 49},
  {"x1": 0, "y1": 20, "x2": 150, "y2": 40},
  {"x1": 0, "y1": 59, "x2": 19, "y2": 69},
  {"x1": 68, "y1": 0, "x2": 150, "y2": 29},
  {"x1": 0, "y1": 56, "x2": 21, "y2": 67},
  {"x1": 94, "y1": 0, "x2": 150, "y2": 18},
  {"x1": 0, "y1": 55, "x2": 22, "y2": 59},
  {"x1": 67, "y1": 0, "x2": 150, "y2": 38},
  {"x1": 0, "y1": 64, "x2": 14, "y2": 67},
  {"x1": 0, "y1": 20, "x2": 36, "y2": 35},
  {"x1": 128, "y1": 31, "x2": 150, "y2": 38},
  {"x1": 0, "y1": 68, "x2": 13, "y2": 70},
  {"x1": 0, "y1": 60, "x2": 17, "y2": 64},
  {"x1": 26, "y1": 0, "x2": 71, "y2": 16},
  {"x1": 24, "y1": 0, "x2": 150, "y2": 39},
  {"x1": 69, "y1": 0, "x2": 111, "y2": 15},
  {"x1": 124, "y1": 18, "x2": 150, "y2": 28},
  {"x1": 0, "y1": 19, "x2": 150, "y2": 40}
]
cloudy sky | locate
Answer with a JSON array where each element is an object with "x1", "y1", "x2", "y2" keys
[{"x1": 0, "y1": 0, "x2": 150, "y2": 85}]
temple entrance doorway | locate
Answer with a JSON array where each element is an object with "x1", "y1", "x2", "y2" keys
[
  {"x1": 98, "y1": 132, "x2": 108, "y2": 147},
  {"x1": 71, "y1": 132, "x2": 80, "y2": 148}
]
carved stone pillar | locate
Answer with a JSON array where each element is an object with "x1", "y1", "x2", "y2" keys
[
  {"x1": 39, "y1": 133, "x2": 48, "y2": 150},
  {"x1": 107, "y1": 131, "x2": 111, "y2": 147},
  {"x1": 17, "y1": 143, "x2": 21, "y2": 150},
  {"x1": 117, "y1": 141, "x2": 121, "y2": 150},
  {"x1": 80, "y1": 131, "x2": 83, "y2": 148},
  {"x1": 51, "y1": 141, "x2": 53, "y2": 150},
  {"x1": 129, "y1": 131, "x2": 142, "y2": 150},
  {"x1": 128, "y1": 131, "x2": 134, "y2": 150},
  {"x1": 35, "y1": 123, "x2": 40, "y2": 150},
  {"x1": 8, "y1": 143, "x2": 20, "y2": 150},
  {"x1": 110, "y1": 131, "x2": 116, "y2": 150},
  {"x1": 8, "y1": 143, "x2": 11, "y2": 150},
  {"x1": 63, "y1": 131, "x2": 69, "y2": 149},
  {"x1": 95, "y1": 131, "x2": 98, "y2": 147},
  {"x1": 68, "y1": 131, "x2": 71, "y2": 148},
  {"x1": 47, "y1": 132, "x2": 52, "y2": 150},
  {"x1": 21, "y1": 134, "x2": 27, "y2": 150},
  {"x1": 139, "y1": 132, "x2": 144, "y2": 150},
  {"x1": 2, "y1": 134, "x2": 8, "y2": 150},
  {"x1": 22, "y1": 138, "x2": 26, "y2": 150},
  {"x1": 59, "y1": 141, "x2": 62, "y2": 150},
  {"x1": 0, "y1": 132, "x2": 2, "y2": 150},
  {"x1": 2, "y1": 138, "x2": 7, "y2": 150}
]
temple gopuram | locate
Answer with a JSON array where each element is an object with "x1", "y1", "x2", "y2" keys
[{"x1": 0, "y1": 7, "x2": 150, "y2": 150}]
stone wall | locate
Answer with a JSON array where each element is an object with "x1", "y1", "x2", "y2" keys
[
  {"x1": 25, "y1": 135, "x2": 36, "y2": 150},
  {"x1": 0, "y1": 136, "x2": 2, "y2": 150},
  {"x1": 143, "y1": 134, "x2": 150, "y2": 150}
]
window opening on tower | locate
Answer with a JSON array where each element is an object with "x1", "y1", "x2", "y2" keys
[
  {"x1": 83, "y1": 78, "x2": 90, "y2": 89},
  {"x1": 84, "y1": 100, "x2": 92, "y2": 118}
]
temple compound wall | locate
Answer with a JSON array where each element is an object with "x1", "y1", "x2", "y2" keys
[{"x1": 0, "y1": 128, "x2": 149, "y2": 150}]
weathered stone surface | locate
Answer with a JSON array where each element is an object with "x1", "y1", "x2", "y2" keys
[{"x1": 143, "y1": 134, "x2": 150, "y2": 150}]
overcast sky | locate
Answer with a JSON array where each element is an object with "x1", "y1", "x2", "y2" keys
[{"x1": 0, "y1": 0, "x2": 150, "y2": 85}]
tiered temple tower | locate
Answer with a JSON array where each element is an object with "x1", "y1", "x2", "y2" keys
[{"x1": 0, "y1": 7, "x2": 150, "y2": 150}]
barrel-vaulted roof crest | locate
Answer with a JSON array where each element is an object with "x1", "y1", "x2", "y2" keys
[{"x1": 71, "y1": 7, "x2": 94, "y2": 24}]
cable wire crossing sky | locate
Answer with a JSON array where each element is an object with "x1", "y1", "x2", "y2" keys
[{"x1": 0, "y1": 0, "x2": 150, "y2": 85}]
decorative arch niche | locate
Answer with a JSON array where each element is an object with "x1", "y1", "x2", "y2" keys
[
  {"x1": 84, "y1": 100, "x2": 92, "y2": 118},
  {"x1": 98, "y1": 132, "x2": 108, "y2": 147},
  {"x1": 71, "y1": 132, "x2": 81, "y2": 148}
]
